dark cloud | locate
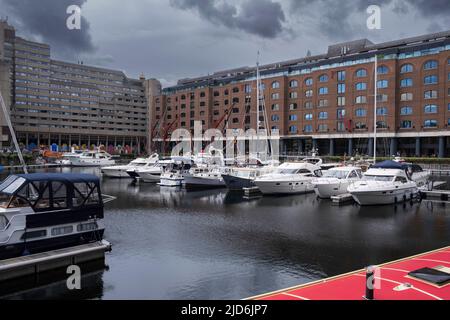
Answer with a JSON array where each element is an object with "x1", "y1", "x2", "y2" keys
[
  {"x1": 170, "y1": 0, "x2": 286, "y2": 38},
  {"x1": 288, "y1": 0, "x2": 450, "y2": 40},
  {"x1": 0, "y1": 0, "x2": 95, "y2": 59}
]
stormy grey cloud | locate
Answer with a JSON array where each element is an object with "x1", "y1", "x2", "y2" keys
[
  {"x1": 0, "y1": 0, "x2": 95, "y2": 59},
  {"x1": 170, "y1": 0, "x2": 286, "y2": 38},
  {"x1": 289, "y1": 0, "x2": 450, "y2": 40}
]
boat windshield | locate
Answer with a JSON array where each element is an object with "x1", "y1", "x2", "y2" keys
[
  {"x1": 276, "y1": 169, "x2": 299, "y2": 174},
  {"x1": 323, "y1": 170, "x2": 349, "y2": 179},
  {"x1": 363, "y1": 175, "x2": 394, "y2": 182}
]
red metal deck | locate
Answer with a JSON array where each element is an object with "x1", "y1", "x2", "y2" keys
[{"x1": 249, "y1": 246, "x2": 450, "y2": 300}]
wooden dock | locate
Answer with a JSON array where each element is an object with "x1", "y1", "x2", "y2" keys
[
  {"x1": 247, "y1": 246, "x2": 450, "y2": 300},
  {"x1": 243, "y1": 187, "x2": 263, "y2": 200},
  {"x1": 331, "y1": 193, "x2": 354, "y2": 205},
  {"x1": 0, "y1": 240, "x2": 111, "y2": 282}
]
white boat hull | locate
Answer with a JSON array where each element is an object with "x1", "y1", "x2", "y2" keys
[
  {"x1": 138, "y1": 171, "x2": 161, "y2": 183},
  {"x1": 255, "y1": 179, "x2": 315, "y2": 195},
  {"x1": 349, "y1": 186, "x2": 418, "y2": 205},
  {"x1": 71, "y1": 159, "x2": 116, "y2": 167},
  {"x1": 101, "y1": 167, "x2": 132, "y2": 178},
  {"x1": 314, "y1": 181, "x2": 351, "y2": 198},
  {"x1": 183, "y1": 174, "x2": 225, "y2": 188}
]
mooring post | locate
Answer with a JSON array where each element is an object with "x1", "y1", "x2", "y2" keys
[{"x1": 364, "y1": 265, "x2": 375, "y2": 300}]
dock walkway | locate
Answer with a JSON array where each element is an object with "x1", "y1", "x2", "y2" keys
[{"x1": 248, "y1": 246, "x2": 450, "y2": 300}]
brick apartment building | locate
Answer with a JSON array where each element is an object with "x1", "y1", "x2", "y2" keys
[{"x1": 151, "y1": 31, "x2": 450, "y2": 158}]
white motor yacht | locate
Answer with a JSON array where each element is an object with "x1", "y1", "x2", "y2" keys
[
  {"x1": 313, "y1": 166, "x2": 363, "y2": 198},
  {"x1": 69, "y1": 150, "x2": 115, "y2": 167},
  {"x1": 254, "y1": 162, "x2": 322, "y2": 195},
  {"x1": 101, "y1": 153, "x2": 159, "y2": 178},
  {"x1": 183, "y1": 166, "x2": 226, "y2": 189},
  {"x1": 159, "y1": 160, "x2": 192, "y2": 187},
  {"x1": 347, "y1": 162, "x2": 419, "y2": 206}
]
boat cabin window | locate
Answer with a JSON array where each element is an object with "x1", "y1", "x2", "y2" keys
[
  {"x1": 277, "y1": 169, "x2": 299, "y2": 174},
  {"x1": 21, "y1": 230, "x2": 47, "y2": 240},
  {"x1": 347, "y1": 170, "x2": 359, "y2": 179},
  {"x1": 395, "y1": 176, "x2": 408, "y2": 183},
  {"x1": 52, "y1": 182, "x2": 67, "y2": 208},
  {"x1": 51, "y1": 226, "x2": 73, "y2": 236},
  {"x1": 73, "y1": 182, "x2": 100, "y2": 207},
  {"x1": 363, "y1": 175, "x2": 394, "y2": 182},
  {"x1": 0, "y1": 215, "x2": 8, "y2": 229}
]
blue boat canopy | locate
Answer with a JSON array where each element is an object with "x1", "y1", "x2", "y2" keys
[
  {"x1": 0, "y1": 173, "x2": 99, "y2": 195},
  {"x1": 371, "y1": 160, "x2": 408, "y2": 170}
]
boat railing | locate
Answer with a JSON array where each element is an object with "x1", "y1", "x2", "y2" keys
[
  {"x1": 102, "y1": 194, "x2": 117, "y2": 204},
  {"x1": 0, "y1": 213, "x2": 27, "y2": 233}
]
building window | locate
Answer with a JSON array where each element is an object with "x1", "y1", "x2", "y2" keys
[
  {"x1": 355, "y1": 96, "x2": 367, "y2": 104},
  {"x1": 376, "y1": 121, "x2": 387, "y2": 129},
  {"x1": 337, "y1": 121, "x2": 345, "y2": 132},
  {"x1": 337, "y1": 96, "x2": 345, "y2": 106},
  {"x1": 224, "y1": 89, "x2": 229, "y2": 96},
  {"x1": 423, "y1": 60, "x2": 438, "y2": 70},
  {"x1": 400, "y1": 106, "x2": 413, "y2": 115},
  {"x1": 401, "y1": 120, "x2": 412, "y2": 128},
  {"x1": 271, "y1": 93, "x2": 279, "y2": 100},
  {"x1": 355, "y1": 69, "x2": 367, "y2": 77},
  {"x1": 318, "y1": 99, "x2": 329, "y2": 107},
  {"x1": 271, "y1": 115, "x2": 280, "y2": 122},
  {"x1": 232, "y1": 87, "x2": 239, "y2": 93},
  {"x1": 318, "y1": 124, "x2": 328, "y2": 132},
  {"x1": 377, "y1": 80, "x2": 388, "y2": 88},
  {"x1": 355, "y1": 82, "x2": 366, "y2": 91},
  {"x1": 272, "y1": 81, "x2": 280, "y2": 89},
  {"x1": 424, "y1": 119, "x2": 437, "y2": 128},
  {"x1": 424, "y1": 104, "x2": 438, "y2": 114},
  {"x1": 304, "y1": 101, "x2": 313, "y2": 109},
  {"x1": 319, "y1": 74, "x2": 329, "y2": 82},
  {"x1": 355, "y1": 108, "x2": 367, "y2": 117},
  {"x1": 400, "y1": 64, "x2": 413, "y2": 73},
  {"x1": 288, "y1": 114, "x2": 297, "y2": 121},
  {"x1": 337, "y1": 83, "x2": 346, "y2": 94},
  {"x1": 355, "y1": 122, "x2": 367, "y2": 130},
  {"x1": 305, "y1": 90, "x2": 313, "y2": 97},
  {"x1": 424, "y1": 75, "x2": 438, "y2": 85},
  {"x1": 318, "y1": 111, "x2": 328, "y2": 119},
  {"x1": 244, "y1": 84, "x2": 252, "y2": 93},
  {"x1": 337, "y1": 109, "x2": 346, "y2": 119},
  {"x1": 337, "y1": 71, "x2": 346, "y2": 81},
  {"x1": 400, "y1": 93, "x2": 413, "y2": 101},
  {"x1": 181, "y1": 95, "x2": 186, "y2": 100},
  {"x1": 377, "y1": 107, "x2": 387, "y2": 116},
  {"x1": 318, "y1": 87, "x2": 328, "y2": 95},
  {"x1": 271, "y1": 104, "x2": 279, "y2": 111},
  {"x1": 289, "y1": 91, "x2": 298, "y2": 99},
  {"x1": 200, "y1": 92, "x2": 206, "y2": 98},
  {"x1": 214, "y1": 91, "x2": 220, "y2": 97},
  {"x1": 304, "y1": 125, "x2": 313, "y2": 132},
  {"x1": 289, "y1": 80, "x2": 298, "y2": 88},
  {"x1": 377, "y1": 65, "x2": 389, "y2": 74},
  {"x1": 289, "y1": 125, "x2": 298, "y2": 133},
  {"x1": 304, "y1": 113, "x2": 313, "y2": 120},
  {"x1": 305, "y1": 78, "x2": 313, "y2": 86},
  {"x1": 232, "y1": 108, "x2": 239, "y2": 113},
  {"x1": 400, "y1": 78, "x2": 413, "y2": 87},
  {"x1": 424, "y1": 90, "x2": 438, "y2": 99},
  {"x1": 289, "y1": 103, "x2": 298, "y2": 110}
]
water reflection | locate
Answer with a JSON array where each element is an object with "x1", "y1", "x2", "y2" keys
[{"x1": 1, "y1": 167, "x2": 449, "y2": 299}]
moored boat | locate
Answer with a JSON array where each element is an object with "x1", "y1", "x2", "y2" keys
[
  {"x1": 0, "y1": 173, "x2": 106, "y2": 260},
  {"x1": 101, "y1": 153, "x2": 159, "y2": 178},
  {"x1": 347, "y1": 161, "x2": 419, "y2": 206},
  {"x1": 313, "y1": 166, "x2": 363, "y2": 198}
]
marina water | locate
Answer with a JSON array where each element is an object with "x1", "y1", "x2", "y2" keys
[{"x1": 1, "y1": 167, "x2": 449, "y2": 299}]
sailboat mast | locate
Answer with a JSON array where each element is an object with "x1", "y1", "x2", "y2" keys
[
  {"x1": 256, "y1": 51, "x2": 260, "y2": 132},
  {"x1": 373, "y1": 55, "x2": 378, "y2": 163}
]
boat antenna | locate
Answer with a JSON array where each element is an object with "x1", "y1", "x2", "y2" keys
[{"x1": 0, "y1": 92, "x2": 29, "y2": 174}]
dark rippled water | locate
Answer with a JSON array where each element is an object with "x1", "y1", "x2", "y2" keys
[{"x1": 1, "y1": 167, "x2": 450, "y2": 299}]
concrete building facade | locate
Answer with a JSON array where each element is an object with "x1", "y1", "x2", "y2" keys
[
  {"x1": 152, "y1": 31, "x2": 450, "y2": 158},
  {"x1": 0, "y1": 20, "x2": 151, "y2": 154}
]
